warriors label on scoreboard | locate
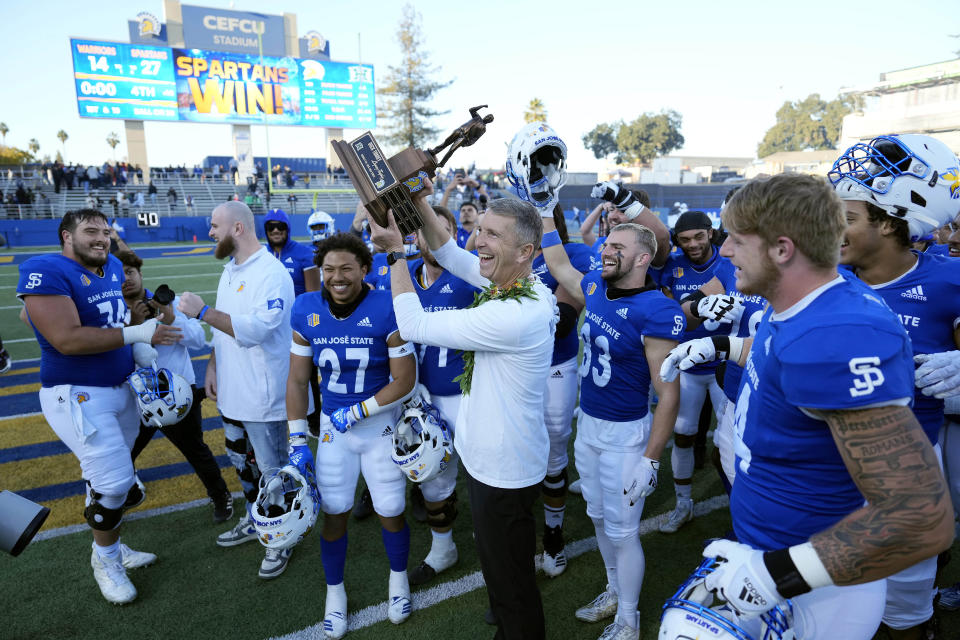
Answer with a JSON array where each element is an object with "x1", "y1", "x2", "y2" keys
[{"x1": 70, "y1": 38, "x2": 376, "y2": 128}]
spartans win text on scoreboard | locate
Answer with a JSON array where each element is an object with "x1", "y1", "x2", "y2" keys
[{"x1": 70, "y1": 38, "x2": 376, "y2": 128}]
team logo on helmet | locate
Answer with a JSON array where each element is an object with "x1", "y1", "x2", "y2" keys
[
  {"x1": 135, "y1": 12, "x2": 162, "y2": 37},
  {"x1": 943, "y1": 167, "x2": 960, "y2": 198}
]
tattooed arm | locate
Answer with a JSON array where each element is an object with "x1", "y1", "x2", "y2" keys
[{"x1": 811, "y1": 404, "x2": 953, "y2": 584}]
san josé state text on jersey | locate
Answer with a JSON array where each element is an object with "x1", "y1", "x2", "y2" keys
[
  {"x1": 577, "y1": 271, "x2": 685, "y2": 422},
  {"x1": 860, "y1": 252, "x2": 960, "y2": 442},
  {"x1": 17, "y1": 253, "x2": 134, "y2": 387},
  {"x1": 729, "y1": 277, "x2": 914, "y2": 551},
  {"x1": 290, "y1": 289, "x2": 399, "y2": 415}
]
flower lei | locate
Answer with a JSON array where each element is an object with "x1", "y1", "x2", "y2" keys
[{"x1": 454, "y1": 276, "x2": 538, "y2": 395}]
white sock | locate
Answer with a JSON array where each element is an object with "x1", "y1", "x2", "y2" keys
[
  {"x1": 544, "y1": 504, "x2": 565, "y2": 529},
  {"x1": 592, "y1": 518, "x2": 618, "y2": 595},
  {"x1": 612, "y1": 534, "x2": 644, "y2": 629},
  {"x1": 672, "y1": 445, "x2": 695, "y2": 489},
  {"x1": 389, "y1": 569, "x2": 409, "y2": 596},
  {"x1": 675, "y1": 483, "x2": 692, "y2": 500},
  {"x1": 95, "y1": 540, "x2": 121, "y2": 562},
  {"x1": 325, "y1": 582, "x2": 347, "y2": 613},
  {"x1": 425, "y1": 530, "x2": 456, "y2": 570}
]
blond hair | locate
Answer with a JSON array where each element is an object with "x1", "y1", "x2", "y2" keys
[
  {"x1": 610, "y1": 222, "x2": 658, "y2": 258},
  {"x1": 722, "y1": 174, "x2": 845, "y2": 268}
]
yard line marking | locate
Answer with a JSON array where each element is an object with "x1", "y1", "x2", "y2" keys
[{"x1": 266, "y1": 495, "x2": 730, "y2": 640}]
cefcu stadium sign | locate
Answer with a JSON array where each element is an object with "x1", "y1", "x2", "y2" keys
[{"x1": 180, "y1": 5, "x2": 285, "y2": 56}]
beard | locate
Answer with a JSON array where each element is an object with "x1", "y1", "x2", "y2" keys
[
  {"x1": 739, "y1": 253, "x2": 780, "y2": 299},
  {"x1": 75, "y1": 244, "x2": 108, "y2": 269},
  {"x1": 214, "y1": 234, "x2": 236, "y2": 260},
  {"x1": 600, "y1": 251, "x2": 629, "y2": 285}
]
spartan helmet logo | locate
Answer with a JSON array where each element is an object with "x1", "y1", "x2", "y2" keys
[
  {"x1": 136, "y1": 12, "x2": 162, "y2": 37},
  {"x1": 305, "y1": 31, "x2": 327, "y2": 53}
]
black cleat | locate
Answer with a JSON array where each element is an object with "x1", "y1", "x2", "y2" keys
[
  {"x1": 212, "y1": 493, "x2": 234, "y2": 523},
  {"x1": 408, "y1": 561, "x2": 438, "y2": 586}
]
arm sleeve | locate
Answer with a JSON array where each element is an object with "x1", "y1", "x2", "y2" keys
[
  {"x1": 394, "y1": 291, "x2": 536, "y2": 352},
  {"x1": 780, "y1": 324, "x2": 915, "y2": 410},
  {"x1": 432, "y1": 237, "x2": 490, "y2": 289},
  {"x1": 231, "y1": 269, "x2": 295, "y2": 348},
  {"x1": 171, "y1": 299, "x2": 207, "y2": 351}
]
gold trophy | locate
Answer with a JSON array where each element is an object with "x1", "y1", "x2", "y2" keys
[{"x1": 331, "y1": 105, "x2": 494, "y2": 236}]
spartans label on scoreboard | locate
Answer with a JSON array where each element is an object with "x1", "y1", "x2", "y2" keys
[{"x1": 70, "y1": 39, "x2": 375, "y2": 128}]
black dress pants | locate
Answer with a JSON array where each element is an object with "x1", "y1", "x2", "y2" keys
[
  {"x1": 130, "y1": 386, "x2": 228, "y2": 500},
  {"x1": 466, "y1": 469, "x2": 545, "y2": 640}
]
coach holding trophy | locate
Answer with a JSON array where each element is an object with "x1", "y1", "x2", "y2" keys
[{"x1": 371, "y1": 175, "x2": 556, "y2": 639}]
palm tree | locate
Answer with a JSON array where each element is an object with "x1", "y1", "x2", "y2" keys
[
  {"x1": 106, "y1": 132, "x2": 120, "y2": 161},
  {"x1": 56, "y1": 130, "x2": 68, "y2": 161},
  {"x1": 0, "y1": 122, "x2": 8, "y2": 146},
  {"x1": 523, "y1": 98, "x2": 547, "y2": 124},
  {"x1": 28, "y1": 138, "x2": 39, "y2": 157}
]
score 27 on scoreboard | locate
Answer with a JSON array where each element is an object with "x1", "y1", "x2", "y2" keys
[{"x1": 70, "y1": 38, "x2": 376, "y2": 128}]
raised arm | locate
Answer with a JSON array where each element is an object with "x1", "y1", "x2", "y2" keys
[
  {"x1": 541, "y1": 217, "x2": 585, "y2": 305},
  {"x1": 579, "y1": 203, "x2": 606, "y2": 247}
]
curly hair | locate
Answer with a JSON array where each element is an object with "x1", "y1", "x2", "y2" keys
[{"x1": 313, "y1": 232, "x2": 373, "y2": 271}]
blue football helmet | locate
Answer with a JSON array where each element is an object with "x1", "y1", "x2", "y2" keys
[
  {"x1": 659, "y1": 558, "x2": 794, "y2": 640},
  {"x1": 829, "y1": 134, "x2": 960, "y2": 242}
]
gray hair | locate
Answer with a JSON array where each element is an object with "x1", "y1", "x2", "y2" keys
[
  {"x1": 610, "y1": 222, "x2": 658, "y2": 257},
  {"x1": 486, "y1": 197, "x2": 543, "y2": 251},
  {"x1": 214, "y1": 201, "x2": 257, "y2": 238}
]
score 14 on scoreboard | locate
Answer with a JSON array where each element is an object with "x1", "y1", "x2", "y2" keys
[{"x1": 69, "y1": 38, "x2": 376, "y2": 128}]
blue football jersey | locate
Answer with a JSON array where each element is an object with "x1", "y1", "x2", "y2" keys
[
  {"x1": 410, "y1": 261, "x2": 479, "y2": 396},
  {"x1": 456, "y1": 227, "x2": 473, "y2": 249},
  {"x1": 730, "y1": 276, "x2": 914, "y2": 550},
  {"x1": 578, "y1": 271, "x2": 685, "y2": 421},
  {"x1": 365, "y1": 252, "x2": 391, "y2": 290},
  {"x1": 925, "y1": 243, "x2": 951, "y2": 257},
  {"x1": 17, "y1": 253, "x2": 134, "y2": 387},
  {"x1": 533, "y1": 243, "x2": 594, "y2": 365},
  {"x1": 659, "y1": 248, "x2": 734, "y2": 373},
  {"x1": 862, "y1": 252, "x2": 960, "y2": 443},
  {"x1": 290, "y1": 289, "x2": 400, "y2": 414},
  {"x1": 268, "y1": 239, "x2": 316, "y2": 297}
]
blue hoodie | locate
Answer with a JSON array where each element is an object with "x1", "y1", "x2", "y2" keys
[{"x1": 264, "y1": 208, "x2": 317, "y2": 296}]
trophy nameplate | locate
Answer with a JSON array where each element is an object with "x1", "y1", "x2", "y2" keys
[{"x1": 333, "y1": 105, "x2": 494, "y2": 237}]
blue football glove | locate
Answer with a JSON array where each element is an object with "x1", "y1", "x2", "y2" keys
[
  {"x1": 331, "y1": 403, "x2": 365, "y2": 433},
  {"x1": 288, "y1": 437, "x2": 316, "y2": 477}
]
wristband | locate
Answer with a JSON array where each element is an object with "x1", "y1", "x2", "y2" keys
[
  {"x1": 682, "y1": 290, "x2": 707, "y2": 317},
  {"x1": 622, "y1": 202, "x2": 644, "y2": 220},
  {"x1": 290, "y1": 339, "x2": 313, "y2": 357},
  {"x1": 352, "y1": 396, "x2": 382, "y2": 421},
  {"x1": 763, "y1": 542, "x2": 833, "y2": 599},
  {"x1": 541, "y1": 230, "x2": 562, "y2": 248},
  {"x1": 288, "y1": 418, "x2": 309, "y2": 439},
  {"x1": 197, "y1": 305, "x2": 210, "y2": 321}
]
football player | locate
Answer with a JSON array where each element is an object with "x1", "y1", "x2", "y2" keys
[
  {"x1": 16, "y1": 209, "x2": 181, "y2": 604},
  {"x1": 541, "y1": 213, "x2": 683, "y2": 640},
  {"x1": 830, "y1": 134, "x2": 960, "y2": 639},
  {"x1": 661, "y1": 174, "x2": 952, "y2": 640},
  {"x1": 656, "y1": 210, "x2": 733, "y2": 533},
  {"x1": 580, "y1": 187, "x2": 670, "y2": 271},
  {"x1": 264, "y1": 208, "x2": 321, "y2": 296},
  {"x1": 531, "y1": 204, "x2": 593, "y2": 578},
  {"x1": 286, "y1": 232, "x2": 417, "y2": 639},
  {"x1": 455, "y1": 199, "x2": 480, "y2": 248},
  {"x1": 403, "y1": 205, "x2": 479, "y2": 586},
  {"x1": 308, "y1": 209, "x2": 336, "y2": 247}
]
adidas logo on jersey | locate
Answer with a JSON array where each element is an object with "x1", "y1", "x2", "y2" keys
[
  {"x1": 901, "y1": 285, "x2": 926, "y2": 301},
  {"x1": 285, "y1": 257, "x2": 293, "y2": 263},
  {"x1": 616, "y1": 307, "x2": 628, "y2": 319},
  {"x1": 357, "y1": 316, "x2": 373, "y2": 327},
  {"x1": 381, "y1": 426, "x2": 393, "y2": 437},
  {"x1": 111, "y1": 274, "x2": 118, "y2": 282},
  {"x1": 550, "y1": 369, "x2": 563, "y2": 378},
  {"x1": 439, "y1": 284, "x2": 453, "y2": 293}
]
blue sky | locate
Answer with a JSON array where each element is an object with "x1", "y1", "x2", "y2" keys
[{"x1": 0, "y1": 0, "x2": 955, "y2": 171}]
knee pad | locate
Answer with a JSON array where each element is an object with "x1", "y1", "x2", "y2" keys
[
  {"x1": 541, "y1": 468, "x2": 569, "y2": 499},
  {"x1": 426, "y1": 490, "x2": 458, "y2": 528},
  {"x1": 225, "y1": 435, "x2": 248, "y2": 467},
  {"x1": 83, "y1": 487, "x2": 124, "y2": 531},
  {"x1": 674, "y1": 433, "x2": 696, "y2": 449}
]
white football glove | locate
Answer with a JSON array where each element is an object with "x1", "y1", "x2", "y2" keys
[
  {"x1": 914, "y1": 351, "x2": 960, "y2": 399},
  {"x1": 131, "y1": 342, "x2": 158, "y2": 369},
  {"x1": 695, "y1": 295, "x2": 745, "y2": 325},
  {"x1": 624, "y1": 456, "x2": 659, "y2": 506},
  {"x1": 660, "y1": 338, "x2": 719, "y2": 382},
  {"x1": 702, "y1": 539, "x2": 782, "y2": 620},
  {"x1": 590, "y1": 181, "x2": 643, "y2": 219}
]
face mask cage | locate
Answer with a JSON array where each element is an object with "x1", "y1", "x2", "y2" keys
[{"x1": 828, "y1": 135, "x2": 930, "y2": 195}]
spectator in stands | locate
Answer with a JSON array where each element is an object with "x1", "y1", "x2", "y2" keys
[
  {"x1": 455, "y1": 200, "x2": 480, "y2": 248},
  {"x1": 167, "y1": 186, "x2": 177, "y2": 211},
  {"x1": 133, "y1": 190, "x2": 144, "y2": 211},
  {"x1": 193, "y1": 165, "x2": 203, "y2": 181},
  {"x1": 87, "y1": 165, "x2": 100, "y2": 190},
  {"x1": 185, "y1": 194, "x2": 194, "y2": 215},
  {"x1": 229, "y1": 157, "x2": 238, "y2": 184},
  {"x1": 117, "y1": 190, "x2": 128, "y2": 215},
  {"x1": 148, "y1": 181, "x2": 157, "y2": 206},
  {"x1": 212, "y1": 164, "x2": 221, "y2": 182},
  {"x1": 135, "y1": 165, "x2": 143, "y2": 185}
]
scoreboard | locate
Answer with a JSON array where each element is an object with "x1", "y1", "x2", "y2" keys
[
  {"x1": 69, "y1": 38, "x2": 376, "y2": 128},
  {"x1": 71, "y1": 40, "x2": 178, "y2": 121}
]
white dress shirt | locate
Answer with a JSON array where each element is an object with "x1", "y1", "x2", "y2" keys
[
  {"x1": 211, "y1": 247, "x2": 294, "y2": 422},
  {"x1": 393, "y1": 238, "x2": 556, "y2": 488}
]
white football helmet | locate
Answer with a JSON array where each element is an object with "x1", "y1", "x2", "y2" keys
[
  {"x1": 127, "y1": 367, "x2": 193, "y2": 428},
  {"x1": 829, "y1": 134, "x2": 960, "y2": 242},
  {"x1": 659, "y1": 558, "x2": 794, "y2": 640},
  {"x1": 392, "y1": 391, "x2": 453, "y2": 484},
  {"x1": 505, "y1": 122, "x2": 568, "y2": 212},
  {"x1": 307, "y1": 210, "x2": 335, "y2": 244},
  {"x1": 251, "y1": 465, "x2": 320, "y2": 550}
]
